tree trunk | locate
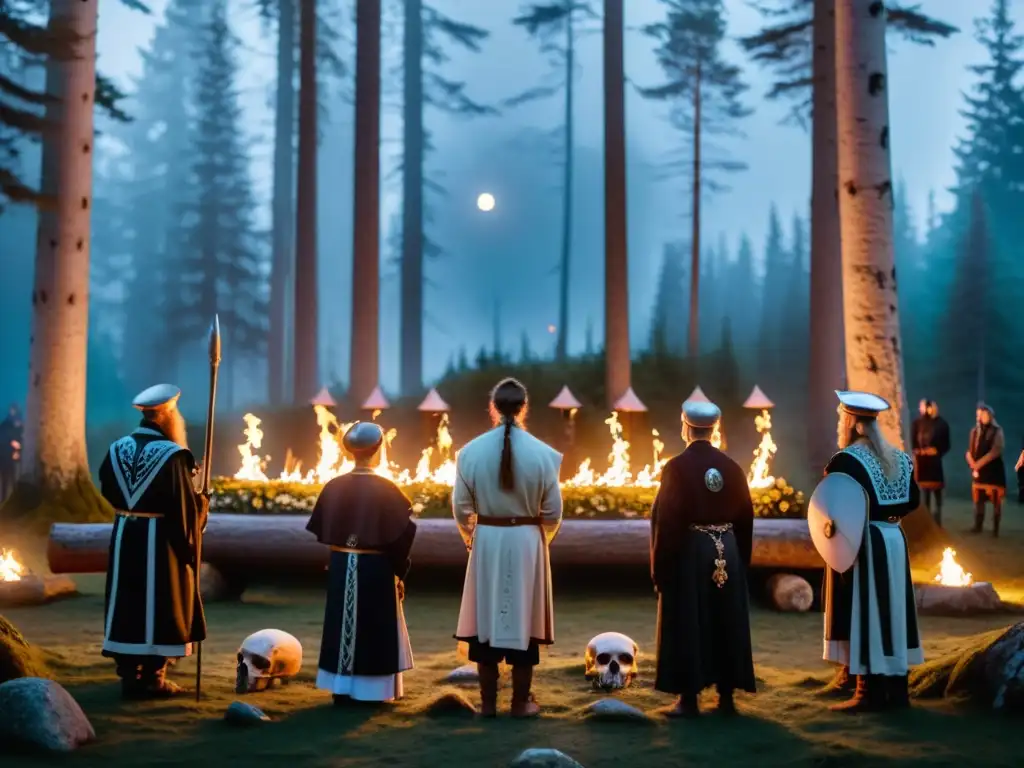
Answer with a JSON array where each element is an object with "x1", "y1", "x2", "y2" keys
[
  {"x1": 834, "y1": 0, "x2": 907, "y2": 447},
  {"x1": 292, "y1": 0, "x2": 319, "y2": 404},
  {"x1": 269, "y1": 0, "x2": 297, "y2": 405},
  {"x1": 808, "y1": 0, "x2": 847, "y2": 470},
  {"x1": 555, "y1": 7, "x2": 574, "y2": 363},
  {"x1": 47, "y1": 516, "x2": 824, "y2": 574},
  {"x1": 688, "y1": 60, "x2": 702, "y2": 360},
  {"x1": 349, "y1": 0, "x2": 382, "y2": 406},
  {"x1": 20, "y1": 1, "x2": 97, "y2": 497},
  {"x1": 399, "y1": 0, "x2": 424, "y2": 397},
  {"x1": 603, "y1": 0, "x2": 630, "y2": 408}
]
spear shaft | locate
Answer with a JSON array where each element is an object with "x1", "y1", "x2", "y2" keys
[{"x1": 197, "y1": 315, "x2": 221, "y2": 701}]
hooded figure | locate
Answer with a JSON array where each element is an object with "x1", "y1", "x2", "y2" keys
[
  {"x1": 306, "y1": 421, "x2": 417, "y2": 704},
  {"x1": 820, "y1": 391, "x2": 923, "y2": 714},
  {"x1": 650, "y1": 400, "x2": 757, "y2": 718},
  {"x1": 453, "y1": 378, "x2": 563, "y2": 718},
  {"x1": 99, "y1": 384, "x2": 209, "y2": 699}
]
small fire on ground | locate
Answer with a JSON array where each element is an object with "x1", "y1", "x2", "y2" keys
[
  {"x1": 0, "y1": 549, "x2": 25, "y2": 582},
  {"x1": 235, "y1": 405, "x2": 776, "y2": 489},
  {"x1": 935, "y1": 547, "x2": 973, "y2": 587}
]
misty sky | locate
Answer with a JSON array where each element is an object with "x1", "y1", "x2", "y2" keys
[{"x1": 19, "y1": 0, "x2": 1005, "y2": 403}]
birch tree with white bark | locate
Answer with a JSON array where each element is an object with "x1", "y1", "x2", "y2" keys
[{"x1": 834, "y1": 0, "x2": 907, "y2": 447}]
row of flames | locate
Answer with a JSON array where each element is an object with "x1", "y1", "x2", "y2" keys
[{"x1": 234, "y1": 405, "x2": 780, "y2": 490}]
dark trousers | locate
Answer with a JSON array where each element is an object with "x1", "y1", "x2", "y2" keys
[
  {"x1": 923, "y1": 489, "x2": 943, "y2": 526},
  {"x1": 114, "y1": 654, "x2": 168, "y2": 685}
]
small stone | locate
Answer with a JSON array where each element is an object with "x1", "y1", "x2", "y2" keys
[
  {"x1": 224, "y1": 700, "x2": 271, "y2": 725},
  {"x1": 0, "y1": 678, "x2": 94, "y2": 752},
  {"x1": 445, "y1": 663, "x2": 478, "y2": 683},
  {"x1": 0, "y1": 575, "x2": 78, "y2": 608},
  {"x1": 510, "y1": 748, "x2": 585, "y2": 768},
  {"x1": 581, "y1": 698, "x2": 651, "y2": 722},
  {"x1": 766, "y1": 573, "x2": 814, "y2": 613},
  {"x1": 914, "y1": 582, "x2": 1002, "y2": 615}
]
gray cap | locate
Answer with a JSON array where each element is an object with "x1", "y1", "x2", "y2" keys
[
  {"x1": 682, "y1": 400, "x2": 721, "y2": 429},
  {"x1": 132, "y1": 383, "x2": 181, "y2": 411},
  {"x1": 342, "y1": 421, "x2": 384, "y2": 457}
]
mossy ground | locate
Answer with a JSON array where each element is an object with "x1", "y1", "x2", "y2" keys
[{"x1": 2, "y1": 498, "x2": 1023, "y2": 767}]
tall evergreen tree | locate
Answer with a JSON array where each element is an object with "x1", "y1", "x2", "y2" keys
[
  {"x1": 511, "y1": 2, "x2": 598, "y2": 362},
  {"x1": 172, "y1": 0, "x2": 268, "y2": 407},
  {"x1": 725, "y1": 233, "x2": 759, "y2": 373},
  {"x1": 757, "y1": 206, "x2": 787, "y2": 384},
  {"x1": 640, "y1": 0, "x2": 751, "y2": 359},
  {"x1": 400, "y1": 3, "x2": 492, "y2": 396},
  {"x1": 780, "y1": 212, "x2": 809, "y2": 378},
  {"x1": 649, "y1": 241, "x2": 688, "y2": 356}
]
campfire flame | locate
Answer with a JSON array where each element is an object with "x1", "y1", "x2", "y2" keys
[
  {"x1": 747, "y1": 409, "x2": 777, "y2": 489},
  {"x1": 935, "y1": 547, "x2": 973, "y2": 587},
  {"x1": 233, "y1": 404, "x2": 772, "y2": 490},
  {"x1": 0, "y1": 548, "x2": 25, "y2": 582}
]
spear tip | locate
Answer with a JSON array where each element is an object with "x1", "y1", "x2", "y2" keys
[{"x1": 208, "y1": 315, "x2": 222, "y2": 364}]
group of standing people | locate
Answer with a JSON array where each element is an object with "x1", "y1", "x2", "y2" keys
[
  {"x1": 911, "y1": 398, "x2": 1020, "y2": 535},
  {"x1": 97, "y1": 378, "x2": 926, "y2": 722}
]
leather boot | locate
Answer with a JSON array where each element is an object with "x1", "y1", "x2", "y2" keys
[
  {"x1": 819, "y1": 665, "x2": 854, "y2": 696},
  {"x1": 666, "y1": 693, "x2": 699, "y2": 719},
  {"x1": 477, "y1": 662, "x2": 499, "y2": 718},
  {"x1": 716, "y1": 686, "x2": 736, "y2": 715},
  {"x1": 829, "y1": 675, "x2": 884, "y2": 714},
  {"x1": 141, "y1": 666, "x2": 183, "y2": 698},
  {"x1": 887, "y1": 675, "x2": 910, "y2": 710},
  {"x1": 510, "y1": 665, "x2": 540, "y2": 718}
]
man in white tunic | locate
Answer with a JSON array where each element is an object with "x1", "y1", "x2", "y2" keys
[
  {"x1": 99, "y1": 384, "x2": 208, "y2": 699},
  {"x1": 819, "y1": 391, "x2": 924, "y2": 713},
  {"x1": 453, "y1": 378, "x2": 563, "y2": 718}
]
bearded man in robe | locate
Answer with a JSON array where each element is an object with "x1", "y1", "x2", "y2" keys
[
  {"x1": 967, "y1": 403, "x2": 1006, "y2": 536},
  {"x1": 650, "y1": 400, "x2": 756, "y2": 718},
  {"x1": 307, "y1": 421, "x2": 416, "y2": 704},
  {"x1": 99, "y1": 384, "x2": 208, "y2": 699},
  {"x1": 820, "y1": 391, "x2": 923, "y2": 713}
]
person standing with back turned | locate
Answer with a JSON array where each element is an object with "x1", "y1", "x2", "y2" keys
[
  {"x1": 453, "y1": 378, "x2": 563, "y2": 718},
  {"x1": 650, "y1": 399, "x2": 757, "y2": 718}
]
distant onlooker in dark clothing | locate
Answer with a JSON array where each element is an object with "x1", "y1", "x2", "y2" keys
[
  {"x1": 966, "y1": 403, "x2": 1006, "y2": 537},
  {"x1": 0, "y1": 403, "x2": 23, "y2": 503},
  {"x1": 911, "y1": 399, "x2": 951, "y2": 526}
]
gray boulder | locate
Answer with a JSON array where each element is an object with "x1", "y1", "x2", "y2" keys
[
  {"x1": 510, "y1": 748, "x2": 585, "y2": 768},
  {"x1": 224, "y1": 700, "x2": 272, "y2": 725},
  {"x1": 0, "y1": 677, "x2": 94, "y2": 753},
  {"x1": 445, "y1": 663, "x2": 479, "y2": 683},
  {"x1": 581, "y1": 698, "x2": 651, "y2": 722}
]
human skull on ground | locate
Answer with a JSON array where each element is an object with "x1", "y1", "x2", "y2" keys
[
  {"x1": 584, "y1": 632, "x2": 639, "y2": 691},
  {"x1": 236, "y1": 629, "x2": 303, "y2": 693}
]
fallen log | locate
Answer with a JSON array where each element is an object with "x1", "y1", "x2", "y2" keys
[
  {"x1": 47, "y1": 515, "x2": 823, "y2": 576},
  {"x1": 765, "y1": 573, "x2": 814, "y2": 612}
]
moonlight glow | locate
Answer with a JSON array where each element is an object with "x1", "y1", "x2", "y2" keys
[{"x1": 476, "y1": 192, "x2": 495, "y2": 212}]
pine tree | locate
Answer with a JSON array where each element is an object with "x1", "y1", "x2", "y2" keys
[
  {"x1": 511, "y1": 2, "x2": 598, "y2": 362},
  {"x1": 781, "y1": 212, "x2": 809, "y2": 377},
  {"x1": 519, "y1": 330, "x2": 534, "y2": 363},
  {"x1": 172, "y1": 1, "x2": 268, "y2": 407},
  {"x1": 726, "y1": 233, "x2": 759, "y2": 374},
  {"x1": 757, "y1": 206, "x2": 787, "y2": 384},
  {"x1": 640, "y1": 0, "x2": 751, "y2": 358},
  {"x1": 649, "y1": 241, "x2": 688, "y2": 356}
]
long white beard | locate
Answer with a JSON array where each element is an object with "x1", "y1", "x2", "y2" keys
[{"x1": 163, "y1": 412, "x2": 188, "y2": 449}]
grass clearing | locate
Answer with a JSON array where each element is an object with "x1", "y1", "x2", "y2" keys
[{"x1": 3, "y1": 498, "x2": 1024, "y2": 767}]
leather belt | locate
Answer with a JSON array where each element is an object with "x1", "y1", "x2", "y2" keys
[
  {"x1": 330, "y1": 546, "x2": 384, "y2": 555},
  {"x1": 476, "y1": 516, "x2": 543, "y2": 527},
  {"x1": 117, "y1": 510, "x2": 164, "y2": 519}
]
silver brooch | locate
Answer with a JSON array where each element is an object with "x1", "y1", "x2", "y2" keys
[{"x1": 704, "y1": 468, "x2": 724, "y2": 492}]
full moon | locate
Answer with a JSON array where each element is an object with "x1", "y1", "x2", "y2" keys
[{"x1": 476, "y1": 192, "x2": 496, "y2": 212}]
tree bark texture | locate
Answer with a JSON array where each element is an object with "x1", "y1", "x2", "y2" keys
[
  {"x1": 22, "y1": 0, "x2": 98, "y2": 490},
  {"x1": 269, "y1": 0, "x2": 297, "y2": 405},
  {"x1": 688, "y1": 61, "x2": 702, "y2": 360},
  {"x1": 603, "y1": 0, "x2": 631, "y2": 408},
  {"x1": 399, "y1": 0, "x2": 424, "y2": 397},
  {"x1": 292, "y1": 0, "x2": 319, "y2": 404},
  {"x1": 555, "y1": 10, "x2": 575, "y2": 364},
  {"x1": 47, "y1": 516, "x2": 824, "y2": 575},
  {"x1": 834, "y1": 0, "x2": 908, "y2": 448},
  {"x1": 349, "y1": 0, "x2": 382, "y2": 407},
  {"x1": 808, "y1": 0, "x2": 847, "y2": 469}
]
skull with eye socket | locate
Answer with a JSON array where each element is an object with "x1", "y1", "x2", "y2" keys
[
  {"x1": 235, "y1": 629, "x2": 303, "y2": 693},
  {"x1": 584, "y1": 632, "x2": 639, "y2": 691}
]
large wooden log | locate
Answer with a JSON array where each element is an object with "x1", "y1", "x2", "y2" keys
[{"x1": 47, "y1": 515, "x2": 823, "y2": 575}]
